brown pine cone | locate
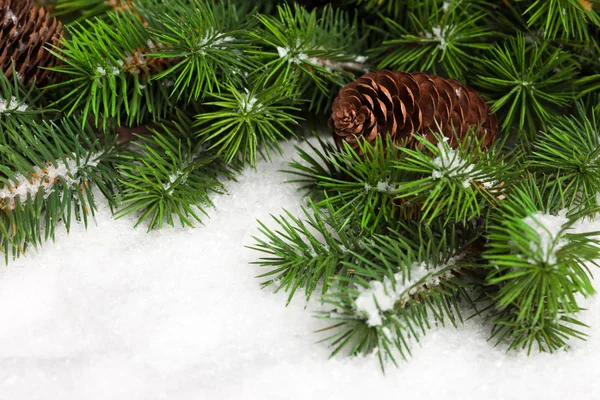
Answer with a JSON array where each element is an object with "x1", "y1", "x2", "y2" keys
[
  {"x1": 329, "y1": 70, "x2": 497, "y2": 151},
  {"x1": 0, "y1": 0, "x2": 64, "y2": 85}
]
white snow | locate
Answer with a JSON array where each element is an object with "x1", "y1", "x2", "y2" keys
[
  {"x1": 4, "y1": 9, "x2": 17, "y2": 25},
  {"x1": 0, "y1": 96, "x2": 27, "y2": 113},
  {"x1": 522, "y1": 211, "x2": 569, "y2": 266},
  {"x1": 0, "y1": 154, "x2": 101, "y2": 210},
  {"x1": 355, "y1": 261, "x2": 451, "y2": 326},
  {"x1": 239, "y1": 92, "x2": 259, "y2": 113},
  {"x1": 431, "y1": 141, "x2": 475, "y2": 188},
  {"x1": 1, "y1": 138, "x2": 600, "y2": 399},
  {"x1": 426, "y1": 25, "x2": 455, "y2": 50}
]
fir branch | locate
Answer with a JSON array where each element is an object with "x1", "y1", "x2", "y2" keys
[
  {"x1": 527, "y1": 104, "x2": 600, "y2": 210},
  {"x1": 249, "y1": 3, "x2": 367, "y2": 112},
  {"x1": 317, "y1": 231, "x2": 476, "y2": 370},
  {"x1": 474, "y1": 34, "x2": 579, "y2": 137},
  {"x1": 520, "y1": 0, "x2": 600, "y2": 40},
  {"x1": 373, "y1": 1, "x2": 493, "y2": 80},
  {"x1": 194, "y1": 84, "x2": 301, "y2": 166},
  {"x1": 139, "y1": 0, "x2": 256, "y2": 101},
  {"x1": 0, "y1": 118, "x2": 125, "y2": 262},
  {"x1": 114, "y1": 116, "x2": 239, "y2": 230},
  {"x1": 482, "y1": 178, "x2": 600, "y2": 352},
  {"x1": 48, "y1": 11, "x2": 175, "y2": 127},
  {"x1": 250, "y1": 200, "x2": 364, "y2": 304}
]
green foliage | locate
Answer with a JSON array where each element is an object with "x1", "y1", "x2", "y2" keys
[
  {"x1": 250, "y1": 3, "x2": 367, "y2": 112},
  {"x1": 518, "y1": 0, "x2": 600, "y2": 40},
  {"x1": 474, "y1": 34, "x2": 579, "y2": 137},
  {"x1": 194, "y1": 84, "x2": 301, "y2": 166},
  {"x1": 482, "y1": 178, "x2": 600, "y2": 352},
  {"x1": 0, "y1": 118, "x2": 124, "y2": 262},
  {"x1": 250, "y1": 200, "x2": 364, "y2": 304},
  {"x1": 48, "y1": 11, "x2": 175, "y2": 127},
  {"x1": 139, "y1": 0, "x2": 256, "y2": 101},
  {"x1": 373, "y1": 1, "x2": 494, "y2": 79},
  {"x1": 285, "y1": 133, "x2": 513, "y2": 231},
  {"x1": 528, "y1": 104, "x2": 600, "y2": 210},
  {"x1": 115, "y1": 115, "x2": 239, "y2": 230}
]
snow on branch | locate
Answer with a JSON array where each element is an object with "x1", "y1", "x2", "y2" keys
[
  {"x1": 0, "y1": 155, "x2": 101, "y2": 210},
  {"x1": 354, "y1": 256, "x2": 462, "y2": 327},
  {"x1": 522, "y1": 211, "x2": 569, "y2": 266}
]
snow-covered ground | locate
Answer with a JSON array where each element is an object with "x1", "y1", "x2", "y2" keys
[{"x1": 1, "y1": 138, "x2": 599, "y2": 400}]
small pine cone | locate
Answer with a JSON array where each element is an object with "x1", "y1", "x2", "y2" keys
[
  {"x1": 0, "y1": 0, "x2": 64, "y2": 85},
  {"x1": 329, "y1": 70, "x2": 497, "y2": 151}
]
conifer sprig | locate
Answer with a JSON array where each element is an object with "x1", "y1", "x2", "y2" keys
[
  {"x1": 374, "y1": 1, "x2": 493, "y2": 80},
  {"x1": 474, "y1": 34, "x2": 579, "y2": 136},
  {"x1": 0, "y1": 119, "x2": 125, "y2": 262},
  {"x1": 482, "y1": 178, "x2": 600, "y2": 353},
  {"x1": 115, "y1": 116, "x2": 239, "y2": 230},
  {"x1": 194, "y1": 84, "x2": 301, "y2": 166},
  {"x1": 250, "y1": 4, "x2": 367, "y2": 112},
  {"x1": 528, "y1": 105, "x2": 600, "y2": 210}
]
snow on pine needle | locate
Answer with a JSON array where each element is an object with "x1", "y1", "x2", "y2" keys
[
  {"x1": 522, "y1": 211, "x2": 569, "y2": 266},
  {"x1": 354, "y1": 261, "x2": 455, "y2": 327}
]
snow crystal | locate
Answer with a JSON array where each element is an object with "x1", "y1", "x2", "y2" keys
[
  {"x1": 522, "y1": 211, "x2": 569, "y2": 266},
  {"x1": 428, "y1": 25, "x2": 455, "y2": 50},
  {"x1": 162, "y1": 171, "x2": 188, "y2": 195},
  {"x1": 431, "y1": 141, "x2": 475, "y2": 188},
  {"x1": 0, "y1": 96, "x2": 27, "y2": 113},
  {"x1": 354, "y1": 262, "x2": 452, "y2": 326},
  {"x1": 277, "y1": 46, "x2": 289, "y2": 58},
  {"x1": 4, "y1": 9, "x2": 17, "y2": 25},
  {"x1": 239, "y1": 92, "x2": 259, "y2": 113},
  {"x1": 375, "y1": 181, "x2": 396, "y2": 193}
]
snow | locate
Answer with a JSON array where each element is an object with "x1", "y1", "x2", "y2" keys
[
  {"x1": 0, "y1": 96, "x2": 27, "y2": 113},
  {"x1": 0, "y1": 154, "x2": 101, "y2": 209},
  {"x1": 523, "y1": 211, "x2": 569, "y2": 266},
  {"x1": 1, "y1": 138, "x2": 600, "y2": 399},
  {"x1": 431, "y1": 141, "x2": 475, "y2": 187},
  {"x1": 355, "y1": 262, "x2": 452, "y2": 327}
]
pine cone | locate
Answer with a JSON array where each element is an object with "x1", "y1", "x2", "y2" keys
[
  {"x1": 0, "y1": 0, "x2": 64, "y2": 85},
  {"x1": 329, "y1": 70, "x2": 497, "y2": 151}
]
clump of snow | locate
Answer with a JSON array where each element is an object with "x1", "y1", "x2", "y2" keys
[
  {"x1": 375, "y1": 181, "x2": 396, "y2": 193},
  {"x1": 239, "y1": 91, "x2": 260, "y2": 113},
  {"x1": 522, "y1": 211, "x2": 569, "y2": 266},
  {"x1": 426, "y1": 25, "x2": 455, "y2": 50},
  {"x1": 431, "y1": 141, "x2": 475, "y2": 188},
  {"x1": 354, "y1": 262, "x2": 452, "y2": 326},
  {"x1": 355, "y1": 55, "x2": 368, "y2": 63},
  {"x1": 4, "y1": 9, "x2": 17, "y2": 25},
  {"x1": 96, "y1": 66, "x2": 107, "y2": 76},
  {"x1": 277, "y1": 39, "x2": 309, "y2": 64},
  {"x1": 162, "y1": 171, "x2": 188, "y2": 195},
  {"x1": 0, "y1": 96, "x2": 27, "y2": 113},
  {"x1": 277, "y1": 46, "x2": 289, "y2": 58}
]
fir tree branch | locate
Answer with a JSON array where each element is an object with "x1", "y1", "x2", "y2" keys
[{"x1": 114, "y1": 114, "x2": 240, "y2": 230}]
